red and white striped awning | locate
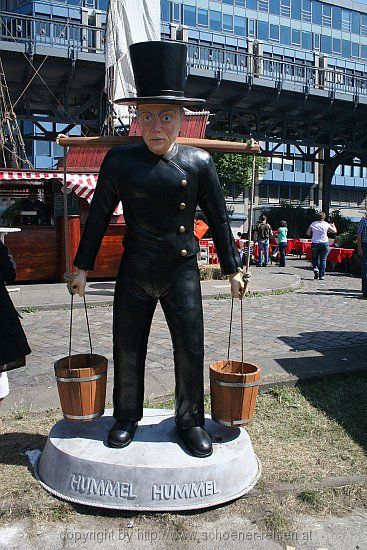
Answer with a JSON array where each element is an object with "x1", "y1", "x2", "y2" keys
[{"x1": 0, "y1": 170, "x2": 123, "y2": 215}]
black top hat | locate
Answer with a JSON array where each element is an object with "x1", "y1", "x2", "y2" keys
[{"x1": 115, "y1": 41, "x2": 205, "y2": 106}]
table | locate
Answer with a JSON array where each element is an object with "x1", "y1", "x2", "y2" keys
[
  {"x1": 305, "y1": 246, "x2": 355, "y2": 271},
  {"x1": 0, "y1": 227, "x2": 21, "y2": 292},
  {"x1": 0, "y1": 227, "x2": 21, "y2": 244},
  {"x1": 293, "y1": 239, "x2": 312, "y2": 257}
]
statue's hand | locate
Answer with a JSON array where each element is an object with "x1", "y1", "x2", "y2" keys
[
  {"x1": 228, "y1": 271, "x2": 246, "y2": 299},
  {"x1": 65, "y1": 270, "x2": 87, "y2": 297}
]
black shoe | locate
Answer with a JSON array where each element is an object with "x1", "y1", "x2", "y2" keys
[
  {"x1": 319, "y1": 276, "x2": 324, "y2": 280},
  {"x1": 108, "y1": 419, "x2": 137, "y2": 448},
  {"x1": 177, "y1": 426, "x2": 213, "y2": 458},
  {"x1": 314, "y1": 270, "x2": 319, "y2": 279}
]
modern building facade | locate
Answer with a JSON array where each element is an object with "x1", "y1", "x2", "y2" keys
[
  {"x1": 161, "y1": 0, "x2": 367, "y2": 222},
  {"x1": 2, "y1": 0, "x2": 367, "y2": 222}
]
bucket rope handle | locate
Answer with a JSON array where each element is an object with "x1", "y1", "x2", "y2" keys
[
  {"x1": 68, "y1": 294, "x2": 93, "y2": 372},
  {"x1": 226, "y1": 297, "x2": 244, "y2": 375}
]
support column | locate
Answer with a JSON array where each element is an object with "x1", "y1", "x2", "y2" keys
[{"x1": 321, "y1": 149, "x2": 337, "y2": 217}]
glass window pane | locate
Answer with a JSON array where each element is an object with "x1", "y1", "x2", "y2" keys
[
  {"x1": 313, "y1": 33, "x2": 320, "y2": 50},
  {"x1": 234, "y1": 15, "x2": 246, "y2": 35},
  {"x1": 183, "y1": 5, "x2": 195, "y2": 26},
  {"x1": 352, "y1": 43, "x2": 359, "y2": 58},
  {"x1": 292, "y1": 29, "x2": 301, "y2": 45},
  {"x1": 258, "y1": 20, "x2": 269, "y2": 40},
  {"x1": 210, "y1": 10, "x2": 221, "y2": 31},
  {"x1": 312, "y1": 0, "x2": 322, "y2": 25},
  {"x1": 36, "y1": 140, "x2": 50, "y2": 156},
  {"x1": 248, "y1": 18, "x2": 256, "y2": 37},
  {"x1": 247, "y1": 0, "x2": 257, "y2": 9},
  {"x1": 321, "y1": 35, "x2": 331, "y2": 54},
  {"x1": 161, "y1": 0, "x2": 169, "y2": 22},
  {"x1": 332, "y1": 37, "x2": 341, "y2": 54},
  {"x1": 302, "y1": 30, "x2": 311, "y2": 49},
  {"x1": 269, "y1": 0, "x2": 280, "y2": 15},
  {"x1": 223, "y1": 14, "x2": 233, "y2": 31},
  {"x1": 280, "y1": 25, "x2": 291, "y2": 45},
  {"x1": 173, "y1": 3, "x2": 181, "y2": 21},
  {"x1": 270, "y1": 24, "x2": 279, "y2": 41},
  {"x1": 342, "y1": 40, "x2": 351, "y2": 58},
  {"x1": 332, "y1": 6, "x2": 341, "y2": 30},
  {"x1": 361, "y1": 45, "x2": 367, "y2": 59},
  {"x1": 352, "y1": 12, "x2": 360, "y2": 34},
  {"x1": 222, "y1": 0, "x2": 234, "y2": 4},
  {"x1": 291, "y1": 0, "x2": 301, "y2": 20},
  {"x1": 198, "y1": 9, "x2": 208, "y2": 26},
  {"x1": 258, "y1": 0, "x2": 269, "y2": 13}
]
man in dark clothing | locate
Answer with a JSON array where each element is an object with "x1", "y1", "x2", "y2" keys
[
  {"x1": 69, "y1": 41, "x2": 244, "y2": 458},
  {"x1": 256, "y1": 215, "x2": 273, "y2": 267}
]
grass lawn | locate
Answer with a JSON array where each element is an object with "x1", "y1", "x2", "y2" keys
[{"x1": 0, "y1": 372, "x2": 366, "y2": 531}]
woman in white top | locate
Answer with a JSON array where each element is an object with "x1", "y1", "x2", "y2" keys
[{"x1": 307, "y1": 212, "x2": 337, "y2": 280}]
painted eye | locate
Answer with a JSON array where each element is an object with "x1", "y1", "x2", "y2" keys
[
  {"x1": 141, "y1": 114, "x2": 152, "y2": 123},
  {"x1": 162, "y1": 114, "x2": 173, "y2": 122}
]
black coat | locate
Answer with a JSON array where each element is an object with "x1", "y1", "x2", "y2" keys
[
  {"x1": 74, "y1": 143, "x2": 241, "y2": 275},
  {"x1": 0, "y1": 242, "x2": 31, "y2": 365}
]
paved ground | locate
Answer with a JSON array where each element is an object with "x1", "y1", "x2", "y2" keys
[{"x1": 3, "y1": 257, "x2": 366, "y2": 412}]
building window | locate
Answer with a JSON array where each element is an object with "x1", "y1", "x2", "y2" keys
[
  {"x1": 235, "y1": 0, "x2": 246, "y2": 5},
  {"x1": 269, "y1": 0, "x2": 280, "y2": 15},
  {"x1": 361, "y1": 15, "x2": 367, "y2": 37},
  {"x1": 223, "y1": 14, "x2": 233, "y2": 32},
  {"x1": 313, "y1": 33, "x2": 320, "y2": 50},
  {"x1": 361, "y1": 45, "x2": 367, "y2": 59},
  {"x1": 247, "y1": 0, "x2": 257, "y2": 9},
  {"x1": 302, "y1": 0, "x2": 311, "y2": 22},
  {"x1": 342, "y1": 9, "x2": 351, "y2": 33},
  {"x1": 280, "y1": 25, "x2": 291, "y2": 46},
  {"x1": 342, "y1": 40, "x2": 351, "y2": 58},
  {"x1": 280, "y1": 0, "x2": 291, "y2": 18},
  {"x1": 258, "y1": 0, "x2": 269, "y2": 13},
  {"x1": 222, "y1": 0, "x2": 234, "y2": 5},
  {"x1": 173, "y1": 3, "x2": 181, "y2": 22},
  {"x1": 352, "y1": 43, "x2": 360, "y2": 58},
  {"x1": 234, "y1": 15, "x2": 246, "y2": 36},
  {"x1": 321, "y1": 35, "x2": 331, "y2": 54},
  {"x1": 258, "y1": 20, "x2": 268, "y2": 40},
  {"x1": 210, "y1": 10, "x2": 221, "y2": 32},
  {"x1": 36, "y1": 140, "x2": 51, "y2": 156},
  {"x1": 352, "y1": 12, "x2": 360, "y2": 35},
  {"x1": 161, "y1": 0, "x2": 169, "y2": 22},
  {"x1": 183, "y1": 5, "x2": 195, "y2": 26},
  {"x1": 270, "y1": 24, "x2": 279, "y2": 41},
  {"x1": 291, "y1": 0, "x2": 301, "y2": 21},
  {"x1": 332, "y1": 38, "x2": 341, "y2": 54},
  {"x1": 321, "y1": 3, "x2": 331, "y2": 27},
  {"x1": 312, "y1": 0, "x2": 321, "y2": 25},
  {"x1": 332, "y1": 6, "x2": 341, "y2": 30},
  {"x1": 302, "y1": 30, "x2": 311, "y2": 49},
  {"x1": 247, "y1": 18, "x2": 256, "y2": 38},
  {"x1": 198, "y1": 9, "x2": 208, "y2": 27},
  {"x1": 291, "y1": 29, "x2": 301, "y2": 45}
]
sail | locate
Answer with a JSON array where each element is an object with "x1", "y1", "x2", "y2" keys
[{"x1": 105, "y1": 0, "x2": 161, "y2": 121}]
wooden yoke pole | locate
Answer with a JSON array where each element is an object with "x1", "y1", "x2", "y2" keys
[{"x1": 56, "y1": 135, "x2": 260, "y2": 155}]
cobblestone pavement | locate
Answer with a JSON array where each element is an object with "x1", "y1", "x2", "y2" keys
[{"x1": 6, "y1": 258, "x2": 366, "y2": 409}]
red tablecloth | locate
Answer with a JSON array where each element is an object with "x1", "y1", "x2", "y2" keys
[
  {"x1": 305, "y1": 246, "x2": 355, "y2": 267},
  {"x1": 293, "y1": 239, "x2": 312, "y2": 255}
]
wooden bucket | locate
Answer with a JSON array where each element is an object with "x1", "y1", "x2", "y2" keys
[
  {"x1": 210, "y1": 360, "x2": 261, "y2": 427},
  {"x1": 54, "y1": 353, "x2": 107, "y2": 422}
]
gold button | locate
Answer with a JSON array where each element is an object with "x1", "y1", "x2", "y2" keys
[
  {"x1": 180, "y1": 249, "x2": 187, "y2": 256},
  {"x1": 179, "y1": 202, "x2": 186, "y2": 210},
  {"x1": 179, "y1": 226, "x2": 186, "y2": 234},
  {"x1": 181, "y1": 179, "x2": 188, "y2": 187}
]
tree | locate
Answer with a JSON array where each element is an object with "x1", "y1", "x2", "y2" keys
[{"x1": 212, "y1": 152, "x2": 266, "y2": 196}]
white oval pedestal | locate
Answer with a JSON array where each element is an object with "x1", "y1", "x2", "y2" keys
[{"x1": 36, "y1": 408, "x2": 261, "y2": 511}]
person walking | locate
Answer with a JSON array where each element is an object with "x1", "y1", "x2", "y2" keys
[
  {"x1": 357, "y1": 214, "x2": 367, "y2": 298},
  {"x1": 307, "y1": 212, "x2": 337, "y2": 280},
  {"x1": 277, "y1": 221, "x2": 288, "y2": 267},
  {"x1": 256, "y1": 215, "x2": 273, "y2": 267},
  {"x1": 0, "y1": 241, "x2": 31, "y2": 404}
]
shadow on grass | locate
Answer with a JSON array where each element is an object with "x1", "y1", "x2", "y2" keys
[
  {"x1": 0, "y1": 432, "x2": 47, "y2": 465},
  {"x1": 295, "y1": 372, "x2": 367, "y2": 452}
]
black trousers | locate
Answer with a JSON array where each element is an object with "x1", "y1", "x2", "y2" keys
[{"x1": 112, "y1": 253, "x2": 205, "y2": 429}]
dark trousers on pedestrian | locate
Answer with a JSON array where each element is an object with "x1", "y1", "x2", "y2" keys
[
  {"x1": 112, "y1": 253, "x2": 204, "y2": 430},
  {"x1": 278, "y1": 242, "x2": 287, "y2": 267},
  {"x1": 311, "y1": 243, "x2": 330, "y2": 278},
  {"x1": 362, "y1": 242, "x2": 367, "y2": 296}
]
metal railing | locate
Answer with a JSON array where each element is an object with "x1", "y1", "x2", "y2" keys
[
  {"x1": 0, "y1": 11, "x2": 104, "y2": 54},
  {"x1": 187, "y1": 43, "x2": 367, "y2": 98}
]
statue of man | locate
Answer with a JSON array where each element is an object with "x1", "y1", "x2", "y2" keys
[{"x1": 69, "y1": 41, "x2": 244, "y2": 457}]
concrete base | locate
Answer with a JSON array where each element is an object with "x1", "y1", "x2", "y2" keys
[{"x1": 36, "y1": 408, "x2": 261, "y2": 511}]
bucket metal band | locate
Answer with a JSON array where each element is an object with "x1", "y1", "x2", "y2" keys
[
  {"x1": 55, "y1": 371, "x2": 107, "y2": 383},
  {"x1": 210, "y1": 377, "x2": 259, "y2": 388},
  {"x1": 63, "y1": 411, "x2": 103, "y2": 420},
  {"x1": 212, "y1": 416, "x2": 254, "y2": 426}
]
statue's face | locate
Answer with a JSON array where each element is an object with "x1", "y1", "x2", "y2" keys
[{"x1": 137, "y1": 104, "x2": 182, "y2": 155}]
